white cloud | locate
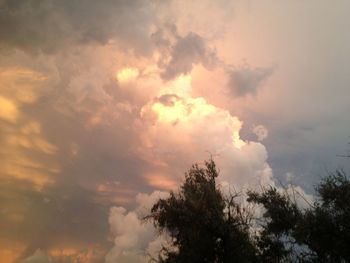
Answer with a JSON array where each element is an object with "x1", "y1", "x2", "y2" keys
[
  {"x1": 253, "y1": 125, "x2": 269, "y2": 141},
  {"x1": 106, "y1": 191, "x2": 169, "y2": 263},
  {"x1": 138, "y1": 92, "x2": 274, "y2": 190}
]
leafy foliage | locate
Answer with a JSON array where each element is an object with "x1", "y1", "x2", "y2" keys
[
  {"x1": 247, "y1": 187, "x2": 302, "y2": 262},
  {"x1": 248, "y1": 170, "x2": 350, "y2": 262},
  {"x1": 146, "y1": 161, "x2": 350, "y2": 263},
  {"x1": 146, "y1": 160, "x2": 257, "y2": 263}
]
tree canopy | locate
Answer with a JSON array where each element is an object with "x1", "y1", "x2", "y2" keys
[
  {"x1": 146, "y1": 160, "x2": 350, "y2": 263},
  {"x1": 248, "y1": 170, "x2": 350, "y2": 262}
]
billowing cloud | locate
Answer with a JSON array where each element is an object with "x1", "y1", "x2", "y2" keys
[
  {"x1": 227, "y1": 65, "x2": 274, "y2": 97},
  {"x1": 106, "y1": 191, "x2": 169, "y2": 263},
  {"x1": 106, "y1": 207, "x2": 151, "y2": 263},
  {"x1": 103, "y1": 74, "x2": 275, "y2": 258},
  {"x1": 138, "y1": 91, "x2": 274, "y2": 190},
  {"x1": 106, "y1": 90, "x2": 275, "y2": 259}
]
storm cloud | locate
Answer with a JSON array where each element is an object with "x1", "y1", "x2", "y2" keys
[
  {"x1": 0, "y1": 0, "x2": 154, "y2": 54},
  {"x1": 160, "y1": 31, "x2": 218, "y2": 80},
  {"x1": 1, "y1": 1, "x2": 350, "y2": 262},
  {"x1": 227, "y1": 65, "x2": 274, "y2": 97}
]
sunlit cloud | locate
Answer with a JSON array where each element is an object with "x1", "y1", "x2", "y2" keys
[
  {"x1": 144, "y1": 172, "x2": 178, "y2": 190},
  {"x1": 21, "y1": 121, "x2": 41, "y2": 134},
  {"x1": 0, "y1": 244, "x2": 26, "y2": 263},
  {"x1": 1, "y1": 155, "x2": 56, "y2": 188},
  {"x1": 1, "y1": 118, "x2": 59, "y2": 190},
  {"x1": 137, "y1": 81, "x2": 270, "y2": 191},
  {"x1": 116, "y1": 67, "x2": 140, "y2": 83},
  {"x1": 0, "y1": 96, "x2": 18, "y2": 122},
  {"x1": 1, "y1": 0, "x2": 349, "y2": 262},
  {"x1": 159, "y1": 74, "x2": 192, "y2": 97},
  {"x1": 0, "y1": 68, "x2": 49, "y2": 104}
]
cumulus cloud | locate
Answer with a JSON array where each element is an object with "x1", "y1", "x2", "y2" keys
[
  {"x1": 227, "y1": 65, "x2": 274, "y2": 97},
  {"x1": 106, "y1": 191, "x2": 169, "y2": 263},
  {"x1": 106, "y1": 96, "x2": 276, "y2": 261},
  {"x1": 106, "y1": 207, "x2": 151, "y2": 263},
  {"x1": 139, "y1": 92, "x2": 274, "y2": 190}
]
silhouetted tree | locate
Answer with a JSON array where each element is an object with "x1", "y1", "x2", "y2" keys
[
  {"x1": 248, "y1": 170, "x2": 350, "y2": 262},
  {"x1": 147, "y1": 160, "x2": 350, "y2": 262},
  {"x1": 146, "y1": 159, "x2": 257, "y2": 263}
]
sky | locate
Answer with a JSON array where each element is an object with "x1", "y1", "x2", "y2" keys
[{"x1": 0, "y1": 0, "x2": 350, "y2": 262}]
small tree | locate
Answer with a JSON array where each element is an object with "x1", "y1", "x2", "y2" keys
[{"x1": 146, "y1": 159, "x2": 257, "y2": 263}]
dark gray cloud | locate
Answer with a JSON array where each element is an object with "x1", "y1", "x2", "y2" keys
[
  {"x1": 156, "y1": 29, "x2": 218, "y2": 80},
  {"x1": 0, "y1": 0, "x2": 154, "y2": 54},
  {"x1": 155, "y1": 93, "x2": 180, "y2": 106},
  {"x1": 0, "y1": 176, "x2": 109, "y2": 262},
  {"x1": 227, "y1": 66, "x2": 274, "y2": 97}
]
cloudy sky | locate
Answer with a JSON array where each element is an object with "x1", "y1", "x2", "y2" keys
[{"x1": 1, "y1": 0, "x2": 350, "y2": 262}]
